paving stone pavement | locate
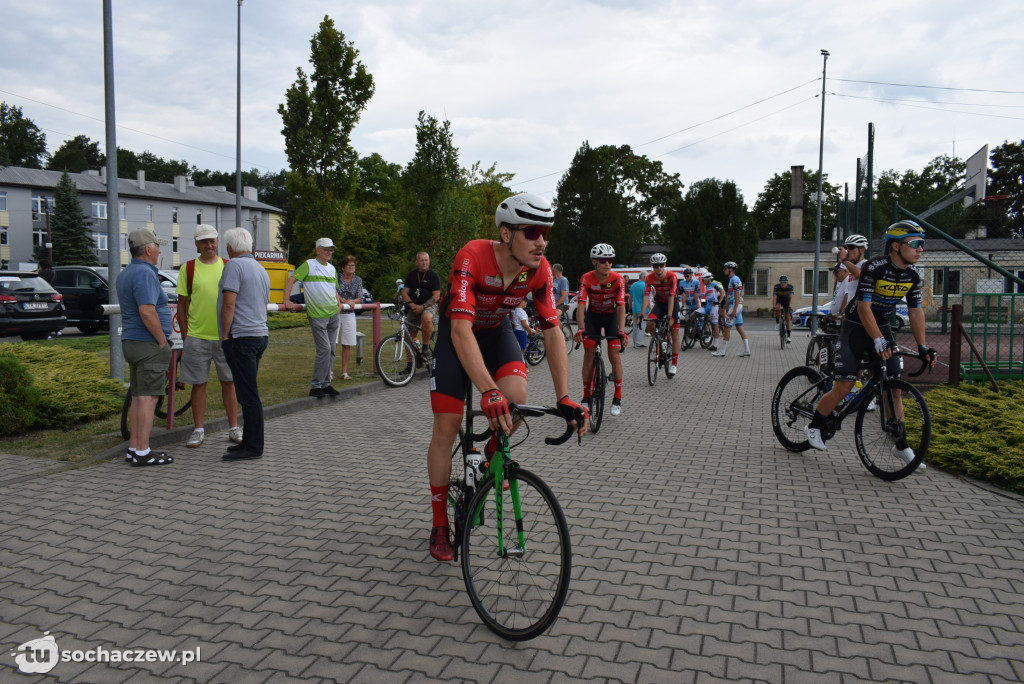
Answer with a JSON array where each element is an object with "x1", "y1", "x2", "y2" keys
[{"x1": 2, "y1": 328, "x2": 1023, "y2": 683}]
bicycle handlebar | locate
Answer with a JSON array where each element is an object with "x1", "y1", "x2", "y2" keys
[
  {"x1": 895, "y1": 347, "x2": 936, "y2": 378},
  {"x1": 507, "y1": 403, "x2": 585, "y2": 446}
]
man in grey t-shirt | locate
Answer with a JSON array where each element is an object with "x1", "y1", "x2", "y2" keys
[{"x1": 219, "y1": 227, "x2": 271, "y2": 461}]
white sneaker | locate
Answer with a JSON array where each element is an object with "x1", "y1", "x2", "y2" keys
[
  {"x1": 610, "y1": 403, "x2": 621, "y2": 416},
  {"x1": 186, "y1": 429, "x2": 205, "y2": 448},
  {"x1": 804, "y1": 426, "x2": 826, "y2": 451},
  {"x1": 867, "y1": 398, "x2": 878, "y2": 412},
  {"x1": 711, "y1": 350, "x2": 725, "y2": 357},
  {"x1": 737, "y1": 351, "x2": 751, "y2": 357},
  {"x1": 891, "y1": 445, "x2": 926, "y2": 470},
  {"x1": 228, "y1": 426, "x2": 243, "y2": 444},
  {"x1": 668, "y1": 364, "x2": 677, "y2": 376},
  {"x1": 786, "y1": 337, "x2": 791, "y2": 344}
]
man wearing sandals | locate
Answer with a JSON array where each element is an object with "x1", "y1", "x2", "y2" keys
[
  {"x1": 117, "y1": 228, "x2": 174, "y2": 467},
  {"x1": 423, "y1": 194, "x2": 587, "y2": 562}
]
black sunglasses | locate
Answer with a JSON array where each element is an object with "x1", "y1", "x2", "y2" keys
[{"x1": 514, "y1": 225, "x2": 551, "y2": 241}]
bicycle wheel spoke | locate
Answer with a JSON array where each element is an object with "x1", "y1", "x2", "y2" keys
[
  {"x1": 461, "y1": 469, "x2": 570, "y2": 641},
  {"x1": 376, "y1": 335, "x2": 415, "y2": 387},
  {"x1": 771, "y1": 366, "x2": 825, "y2": 452},
  {"x1": 855, "y1": 380, "x2": 931, "y2": 481}
]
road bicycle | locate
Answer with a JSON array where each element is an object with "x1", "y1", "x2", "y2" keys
[
  {"x1": 775, "y1": 305, "x2": 792, "y2": 349},
  {"x1": 681, "y1": 309, "x2": 714, "y2": 351},
  {"x1": 375, "y1": 305, "x2": 436, "y2": 387},
  {"x1": 647, "y1": 317, "x2": 674, "y2": 385},
  {"x1": 804, "y1": 313, "x2": 840, "y2": 379},
  {"x1": 448, "y1": 388, "x2": 583, "y2": 640},
  {"x1": 120, "y1": 344, "x2": 192, "y2": 440},
  {"x1": 524, "y1": 331, "x2": 545, "y2": 366},
  {"x1": 574, "y1": 333, "x2": 610, "y2": 434},
  {"x1": 771, "y1": 347, "x2": 934, "y2": 481}
]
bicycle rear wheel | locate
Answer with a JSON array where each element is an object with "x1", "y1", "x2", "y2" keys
[
  {"x1": 771, "y1": 366, "x2": 827, "y2": 452},
  {"x1": 461, "y1": 467, "x2": 571, "y2": 641},
  {"x1": 120, "y1": 379, "x2": 192, "y2": 440},
  {"x1": 699, "y1": 318, "x2": 714, "y2": 350},
  {"x1": 623, "y1": 312, "x2": 634, "y2": 335},
  {"x1": 779, "y1": 319, "x2": 787, "y2": 350},
  {"x1": 854, "y1": 379, "x2": 930, "y2": 481},
  {"x1": 376, "y1": 334, "x2": 416, "y2": 387},
  {"x1": 589, "y1": 355, "x2": 605, "y2": 434},
  {"x1": 524, "y1": 334, "x2": 546, "y2": 366},
  {"x1": 647, "y1": 335, "x2": 659, "y2": 386},
  {"x1": 561, "y1": 322, "x2": 574, "y2": 356}
]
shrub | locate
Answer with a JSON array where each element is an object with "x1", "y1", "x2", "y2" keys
[{"x1": 0, "y1": 354, "x2": 44, "y2": 436}]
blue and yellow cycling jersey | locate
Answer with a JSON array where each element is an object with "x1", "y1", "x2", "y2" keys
[
  {"x1": 772, "y1": 282, "x2": 794, "y2": 304},
  {"x1": 846, "y1": 255, "x2": 922, "y2": 326}
]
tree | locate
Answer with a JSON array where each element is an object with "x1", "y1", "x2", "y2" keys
[
  {"x1": 355, "y1": 152, "x2": 402, "y2": 206},
  {"x1": 0, "y1": 102, "x2": 47, "y2": 168},
  {"x1": 278, "y1": 15, "x2": 375, "y2": 254},
  {"x1": 400, "y1": 111, "x2": 476, "y2": 278},
  {"x1": 462, "y1": 162, "x2": 513, "y2": 242},
  {"x1": 47, "y1": 135, "x2": 104, "y2": 173},
  {"x1": 550, "y1": 142, "x2": 682, "y2": 282},
  {"x1": 50, "y1": 172, "x2": 97, "y2": 266},
  {"x1": 982, "y1": 140, "x2": 1024, "y2": 239},
  {"x1": 751, "y1": 168, "x2": 840, "y2": 241},
  {"x1": 873, "y1": 154, "x2": 965, "y2": 237},
  {"x1": 662, "y1": 178, "x2": 753, "y2": 276},
  {"x1": 344, "y1": 201, "x2": 407, "y2": 300}
]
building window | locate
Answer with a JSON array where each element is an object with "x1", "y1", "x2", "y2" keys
[
  {"x1": 802, "y1": 267, "x2": 831, "y2": 297},
  {"x1": 933, "y1": 269, "x2": 961, "y2": 296},
  {"x1": 146, "y1": 205, "x2": 153, "y2": 222},
  {"x1": 172, "y1": 236, "x2": 179, "y2": 254},
  {"x1": 1008, "y1": 270, "x2": 1024, "y2": 294},
  {"x1": 752, "y1": 267, "x2": 770, "y2": 297},
  {"x1": 196, "y1": 209, "x2": 202, "y2": 224},
  {"x1": 0, "y1": 227, "x2": 7, "y2": 245},
  {"x1": 94, "y1": 233, "x2": 108, "y2": 251},
  {"x1": 119, "y1": 202, "x2": 127, "y2": 220},
  {"x1": 0, "y1": 191, "x2": 6, "y2": 211},
  {"x1": 92, "y1": 201, "x2": 108, "y2": 219},
  {"x1": 172, "y1": 207, "x2": 178, "y2": 224},
  {"x1": 33, "y1": 227, "x2": 47, "y2": 247},
  {"x1": 32, "y1": 195, "x2": 53, "y2": 220}
]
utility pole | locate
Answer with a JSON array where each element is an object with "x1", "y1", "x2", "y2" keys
[
  {"x1": 811, "y1": 49, "x2": 829, "y2": 336},
  {"x1": 103, "y1": 0, "x2": 123, "y2": 381},
  {"x1": 235, "y1": 0, "x2": 243, "y2": 230}
]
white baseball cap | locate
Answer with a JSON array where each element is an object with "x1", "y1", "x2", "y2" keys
[
  {"x1": 194, "y1": 224, "x2": 218, "y2": 241},
  {"x1": 315, "y1": 237, "x2": 336, "y2": 249}
]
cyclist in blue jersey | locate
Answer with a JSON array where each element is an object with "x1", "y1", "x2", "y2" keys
[
  {"x1": 701, "y1": 269, "x2": 724, "y2": 352},
  {"x1": 715, "y1": 261, "x2": 750, "y2": 357},
  {"x1": 678, "y1": 268, "x2": 703, "y2": 321},
  {"x1": 804, "y1": 221, "x2": 937, "y2": 469}
]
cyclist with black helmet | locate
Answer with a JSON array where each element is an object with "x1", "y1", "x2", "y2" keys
[
  {"x1": 644, "y1": 253, "x2": 681, "y2": 376},
  {"x1": 772, "y1": 275, "x2": 795, "y2": 343},
  {"x1": 575, "y1": 243, "x2": 628, "y2": 416},
  {"x1": 424, "y1": 193, "x2": 587, "y2": 561},
  {"x1": 717, "y1": 261, "x2": 751, "y2": 357},
  {"x1": 804, "y1": 221, "x2": 936, "y2": 469},
  {"x1": 678, "y1": 267, "x2": 703, "y2": 322}
]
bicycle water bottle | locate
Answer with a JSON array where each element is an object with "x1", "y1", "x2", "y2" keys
[{"x1": 466, "y1": 451, "x2": 484, "y2": 487}]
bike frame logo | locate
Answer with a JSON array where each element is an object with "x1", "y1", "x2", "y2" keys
[{"x1": 11, "y1": 631, "x2": 58, "y2": 674}]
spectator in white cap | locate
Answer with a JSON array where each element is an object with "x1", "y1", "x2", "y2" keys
[
  {"x1": 177, "y1": 224, "x2": 242, "y2": 449},
  {"x1": 282, "y1": 237, "x2": 343, "y2": 397},
  {"x1": 117, "y1": 228, "x2": 174, "y2": 467}
]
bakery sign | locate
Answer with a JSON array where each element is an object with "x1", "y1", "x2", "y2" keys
[{"x1": 255, "y1": 250, "x2": 287, "y2": 262}]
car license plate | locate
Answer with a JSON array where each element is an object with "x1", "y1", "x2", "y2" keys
[{"x1": 22, "y1": 302, "x2": 48, "y2": 310}]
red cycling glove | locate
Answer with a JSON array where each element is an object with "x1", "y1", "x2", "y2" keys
[
  {"x1": 557, "y1": 395, "x2": 587, "y2": 427},
  {"x1": 573, "y1": 330, "x2": 584, "y2": 344},
  {"x1": 480, "y1": 388, "x2": 511, "y2": 423}
]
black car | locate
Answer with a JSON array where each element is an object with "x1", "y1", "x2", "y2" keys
[
  {"x1": 0, "y1": 271, "x2": 67, "y2": 340},
  {"x1": 52, "y1": 265, "x2": 178, "y2": 335}
]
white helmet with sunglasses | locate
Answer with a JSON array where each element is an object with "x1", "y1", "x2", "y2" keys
[
  {"x1": 590, "y1": 243, "x2": 615, "y2": 259},
  {"x1": 495, "y1": 193, "x2": 555, "y2": 228}
]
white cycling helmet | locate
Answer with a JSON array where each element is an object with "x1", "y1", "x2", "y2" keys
[
  {"x1": 590, "y1": 243, "x2": 615, "y2": 259},
  {"x1": 724, "y1": 261, "x2": 738, "y2": 269},
  {"x1": 700, "y1": 269, "x2": 713, "y2": 280},
  {"x1": 495, "y1": 193, "x2": 555, "y2": 228},
  {"x1": 844, "y1": 234, "x2": 869, "y2": 248},
  {"x1": 650, "y1": 253, "x2": 668, "y2": 266}
]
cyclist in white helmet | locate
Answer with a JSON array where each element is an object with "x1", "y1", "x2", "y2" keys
[
  {"x1": 644, "y1": 253, "x2": 681, "y2": 376},
  {"x1": 575, "y1": 243, "x2": 628, "y2": 416},
  {"x1": 715, "y1": 261, "x2": 751, "y2": 357}
]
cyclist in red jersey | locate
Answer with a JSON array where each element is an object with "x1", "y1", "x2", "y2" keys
[
  {"x1": 425, "y1": 193, "x2": 586, "y2": 562},
  {"x1": 645, "y1": 253, "x2": 681, "y2": 377},
  {"x1": 575, "y1": 243, "x2": 628, "y2": 416}
]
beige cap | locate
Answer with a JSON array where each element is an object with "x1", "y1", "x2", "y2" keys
[
  {"x1": 315, "y1": 237, "x2": 336, "y2": 249},
  {"x1": 194, "y1": 224, "x2": 219, "y2": 241},
  {"x1": 127, "y1": 228, "x2": 168, "y2": 250}
]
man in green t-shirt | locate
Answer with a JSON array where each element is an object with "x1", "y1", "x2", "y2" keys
[
  {"x1": 283, "y1": 237, "x2": 343, "y2": 397},
  {"x1": 176, "y1": 224, "x2": 242, "y2": 448}
]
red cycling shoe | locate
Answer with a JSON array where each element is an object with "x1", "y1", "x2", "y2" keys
[{"x1": 430, "y1": 526, "x2": 454, "y2": 562}]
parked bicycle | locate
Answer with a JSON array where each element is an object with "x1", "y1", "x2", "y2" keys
[
  {"x1": 647, "y1": 317, "x2": 674, "y2": 385},
  {"x1": 523, "y1": 331, "x2": 546, "y2": 366},
  {"x1": 771, "y1": 347, "x2": 934, "y2": 481},
  {"x1": 681, "y1": 309, "x2": 714, "y2": 351},
  {"x1": 448, "y1": 388, "x2": 583, "y2": 640},
  {"x1": 120, "y1": 344, "x2": 192, "y2": 440},
  {"x1": 375, "y1": 305, "x2": 436, "y2": 387},
  {"x1": 804, "y1": 313, "x2": 840, "y2": 379}
]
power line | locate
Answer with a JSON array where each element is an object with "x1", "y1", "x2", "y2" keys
[
  {"x1": 830, "y1": 92, "x2": 1024, "y2": 121},
  {"x1": 833, "y1": 78, "x2": 1024, "y2": 96}
]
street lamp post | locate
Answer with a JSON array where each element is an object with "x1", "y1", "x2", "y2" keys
[
  {"x1": 811, "y1": 49, "x2": 829, "y2": 336},
  {"x1": 235, "y1": 0, "x2": 243, "y2": 232}
]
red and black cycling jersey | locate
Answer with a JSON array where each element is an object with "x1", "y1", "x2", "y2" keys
[
  {"x1": 577, "y1": 270, "x2": 625, "y2": 316},
  {"x1": 845, "y1": 255, "x2": 923, "y2": 326},
  {"x1": 645, "y1": 270, "x2": 678, "y2": 304},
  {"x1": 441, "y1": 239, "x2": 560, "y2": 331}
]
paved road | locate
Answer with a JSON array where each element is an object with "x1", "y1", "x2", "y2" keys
[{"x1": 1, "y1": 328, "x2": 1022, "y2": 682}]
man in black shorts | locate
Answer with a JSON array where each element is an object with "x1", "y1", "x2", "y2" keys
[
  {"x1": 772, "y1": 275, "x2": 795, "y2": 343},
  {"x1": 804, "y1": 221, "x2": 936, "y2": 467},
  {"x1": 401, "y1": 251, "x2": 442, "y2": 350}
]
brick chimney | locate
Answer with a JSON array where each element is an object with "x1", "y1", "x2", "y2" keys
[
  {"x1": 790, "y1": 165, "x2": 804, "y2": 240},
  {"x1": 137, "y1": 170, "x2": 145, "y2": 190}
]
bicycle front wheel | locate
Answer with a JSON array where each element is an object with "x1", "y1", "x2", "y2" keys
[
  {"x1": 771, "y1": 366, "x2": 827, "y2": 452},
  {"x1": 779, "y1": 321, "x2": 787, "y2": 350},
  {"x1": 524, "y1": 335, "x2": 546, "y2": 366},
  {"x1": 623, "y1": 312, "x2": 634, "y2": 336},
  {"x1": 590, "y1": 356, "x2": 605, "y2": 434},
  {"x1": 647, "y1": 336, "x2": 659, "y2": 386},
  {"x1": 854, "y1": 379, "x2": 931, "y2": 481},
  {"x1": 699, "y1": 319, "x2": 714, "y2": 350},
  {"x1": 461, "y1": 467, "x2": 571, "y2": 641},
  {"x1": 376, "y1": 334, "x2": 416, "y2": 387}
]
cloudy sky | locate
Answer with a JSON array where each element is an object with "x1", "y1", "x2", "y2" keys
[{"x1": 3, "y1": 1, "x2": 1021, "y2": 208}]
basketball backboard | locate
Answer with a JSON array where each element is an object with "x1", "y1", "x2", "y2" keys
[{"x1": 964, "y1": 145, "x2": 988, "y2": 208}]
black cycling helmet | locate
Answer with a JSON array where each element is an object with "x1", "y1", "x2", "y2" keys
[
  {"x1": 683, "y1": 267, "x2": 693, "y2": 276},
  {"x1": 779, "y1": 275, "x2": 789, "y2": 283}
]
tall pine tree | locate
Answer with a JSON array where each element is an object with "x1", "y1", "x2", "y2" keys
[{"x1": 51, "y1": 172, "x2": 97, "y2": 266}]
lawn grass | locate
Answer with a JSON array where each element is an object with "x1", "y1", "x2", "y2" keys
[{"x1": 0, "y1": 314, "x2": 404, "y2": 463}]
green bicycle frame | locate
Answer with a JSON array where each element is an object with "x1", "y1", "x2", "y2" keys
[{"x1": 471, "y1": 432, "x2": 526, "y2": 558}]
